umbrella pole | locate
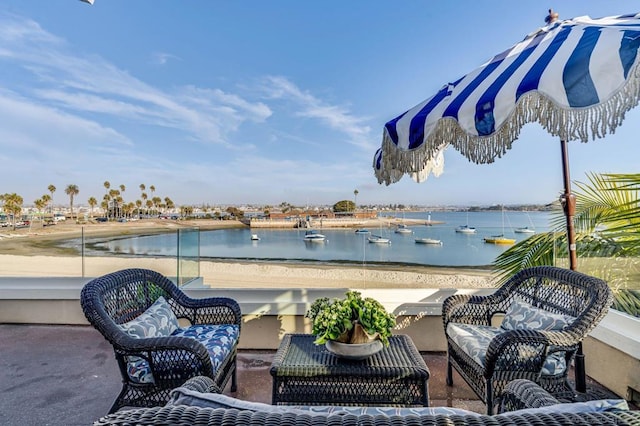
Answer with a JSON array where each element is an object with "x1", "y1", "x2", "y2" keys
[
  {"x1": 560, "y1": 138, "x2": 586, "y2": 394},
  {"x1": 560, "y1": 139, "x2": 578, "y2": 271}
]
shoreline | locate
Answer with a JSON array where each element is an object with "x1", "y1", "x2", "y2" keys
[{"x1": 0, "y1": 219, "x2": 497, "y2": 289}]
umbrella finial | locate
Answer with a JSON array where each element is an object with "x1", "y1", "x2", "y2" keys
[{"x1": 545, "y1": 8, "x2": 559, "y2": 24}]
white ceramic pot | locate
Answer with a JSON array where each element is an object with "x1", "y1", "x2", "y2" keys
[{"x1": 325, "y1": 339, "x2": 383, "y2": 360}]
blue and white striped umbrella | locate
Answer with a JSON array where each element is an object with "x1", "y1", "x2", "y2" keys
[
  {"x1": 374, "y1": 11, "x2": 640, "y2": 391},
  {"x1": 374, "y1": 12, "x2": 640, "y2": 185}
]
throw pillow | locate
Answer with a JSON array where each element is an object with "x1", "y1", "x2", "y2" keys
[
  {"x1": 168, "y1": 387, "x2": 309, "y2": 415},
  {"x1": 501, "y1": 299, "x2": 573, "y2": 332},
  {"x1": 499, "y1": 399, "x2": 628, "y2": 417},
  {"x1": 118, "y1": 296, "x2": 180, "y2": 338}
]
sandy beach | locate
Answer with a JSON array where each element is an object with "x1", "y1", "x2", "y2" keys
[{"x1": 0, "y1": 219, "x2": 496, "y2": 289}]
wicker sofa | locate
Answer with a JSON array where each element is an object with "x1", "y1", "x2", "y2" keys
[{"x1": 93, "y1": 376, "x2": 639, "y2": 425}]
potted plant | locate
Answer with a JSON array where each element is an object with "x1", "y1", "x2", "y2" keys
[{"x1": 305, "y1": 291, "x2": 396, "y2": 347}]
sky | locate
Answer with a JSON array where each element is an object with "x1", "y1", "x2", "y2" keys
[{"x1": 0, "y1": 1, "x2": 638, "y2": 208}]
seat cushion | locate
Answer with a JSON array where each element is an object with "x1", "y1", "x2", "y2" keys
[
  {"x1": 446, "y1": 323, "x2": 567, "y2": 375},
  {"x1": 117, "y1": 296, "x2": 179, "y2": 339},
  {"x1": 500, "y1": 299, "x2": 574, "y2": 332},
  {"x1": 171, "y1": 324, "x2": 240, "y2": 372},
  {"x1": 124, "y1": 324, "x2": 239, "y2": 384}
]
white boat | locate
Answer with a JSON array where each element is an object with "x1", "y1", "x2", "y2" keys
[
  {"x1": 455, "y1": 225, "x2": 477, "y2": 234},
  {"x1": 303, "y1": 230, "x2": 326, "y2": 242},
  {"x1": 515, "y1": 213, "x2": 536, "y2": 233},
  {"x1": 354, "y1": 228, "x2": 370, "y2": 234},
  {"x1": 456, "y1": 212, "x2": 476, "y2": 233},
  {"x1": 415, "y1": 237, "x2": 442, "y2": 245},
  {"x1": 514, "y1": 226, "x2": 535, "y2": 234},
  {"x1": 395, "y1": 224, "x2": 413, "y2": 234},
  {"x1": 368, "y1": 234, "x2": 391, "y2": 244},
  {"x1": 250, "y1": 234, "x2": 260, "y2": 241}
]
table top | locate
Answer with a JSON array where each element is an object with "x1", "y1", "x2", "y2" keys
[{"x1": 270, "y1": 333, "x2": 430, "y2": 379}]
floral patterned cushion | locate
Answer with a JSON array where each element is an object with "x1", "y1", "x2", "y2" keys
[
  {"x1": 125, "y1": 356, "x2": 154, "y2": 384},
  {"x1": 125, "y1": 324, "x2": 240, "y2": 384},
  {"x1": 446, "y1": 323, "x2": 567, "y2": 375},
  {"x1": 500, "y1": 299, "x2": 573, "y2": 332},
  {"x1": 117, "y1": 296, "x2": 179, "y2": 339},
  {"x1": 172, "y1": 324, "x2": 240, "y2": 372}
]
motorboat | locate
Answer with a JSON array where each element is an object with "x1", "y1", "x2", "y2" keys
[
  {"x1": 415, "y1": 237, "x2": 442, "y2": 245},
  {"x1": 368, "y1": 234, "x2": 391, "y2": 244},
  {"x1": 303, "y1": 230, "x2": 326, "y2": 242},
  {"x1": 455, "y1": 225, "x2": 477, "y2": 234},
  {"x1": 354, "y1": 228, "x2": 370, "y2": 234},
  {"x1": 250, "y1": 234, "x2": 260, "y2": 241},
  {"x1": 483, "y1": 235, "x2": 516, "y2": 245},
  {"x1": 395, "y1": 224, "x2": 413, "y2": 234},
  {"x1": 514, "y1": 227, "x2": 535, "y2": 234}
]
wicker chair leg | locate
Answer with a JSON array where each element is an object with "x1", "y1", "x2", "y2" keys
[
  {"x1": 108, "y1": 385, "x2": 128, "y2": 414},
  {"x1": 486, "y1": 378, "x2": 493, "y2": 415},
  {"x1": 230, "y1": 360, "x2": 238, "y2": 392},
  {"x1": 446, "y1": 358, "x2": 453, "y2": 386}
]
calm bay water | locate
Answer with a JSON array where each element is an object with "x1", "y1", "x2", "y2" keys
[{"x1": 93, "y1": 211, "x2": 553, "y2": 267}]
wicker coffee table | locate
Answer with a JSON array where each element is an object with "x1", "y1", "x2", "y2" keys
[{"x1": 270, "y1": 333, "x2": 430, "y2": 406}]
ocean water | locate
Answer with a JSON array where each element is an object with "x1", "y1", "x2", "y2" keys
[{"x1": 92, "y1": 211, "x2": 554, "y2": 267}]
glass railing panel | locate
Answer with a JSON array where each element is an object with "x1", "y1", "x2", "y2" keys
[{"x1": 177, "y1": 227, "x2": 200, "y2": 286}]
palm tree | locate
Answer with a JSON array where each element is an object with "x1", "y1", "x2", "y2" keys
[
  {"x1": 138, "y1": 184, "x2": 145, "y2": 218},
  {"x1": 103, "y1": 181, "x2": 111, "y2": 219},
  {"x1": 41, "y1": 194, "x2": 51, "y2": 216},
  {"x1": 47, "y1": 185, "x2": 56, "y2": 215},
  {"x1": 141, "y1": 192, "x2": 148, "y2": 217},
  {"x1": 353, "y1": 189, "x2": 359, "y2": 212},
  {"x1": 492, "y1": 173, "x2": 640, "y2": 315},
  {"x1": 152, "y1": 196, "x2": 161, "y2": 216},
  {"x1": 34, "y1": 197, "x2": 46, "y2": 223},
  {"x1": 3, "y1": 193, "x2": 23, "y2": 230},
  {"x1": 65, "y1": 184, "x2": 79, "y2": 222},
  {"x1": 135, "y1": 199, "x2": 142, "y2": 218},
  {"x1": 88, "y1": 197, "x2": 97, "y2": 218}
]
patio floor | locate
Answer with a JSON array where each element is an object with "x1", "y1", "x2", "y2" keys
[{"x1": 0, "y1": 324, "x2": 627, "y2": 426}]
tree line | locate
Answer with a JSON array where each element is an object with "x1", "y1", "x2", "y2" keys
[{"x1": 1, "y1": 182, "x2": 175, "y2": 226}]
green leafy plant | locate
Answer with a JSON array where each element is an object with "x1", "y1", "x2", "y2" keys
[{"x1": 305, "y1": 291, "x2": 396, "y2": 345}]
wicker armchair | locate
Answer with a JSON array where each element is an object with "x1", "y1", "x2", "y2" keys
[
  {"x1": 94, "y1": 376, "x2": 638, "y2": 425},
  {"x1": 80, "y1": 268, "x2": 241, "y2": 413},
  {"x1": 442, "y1": 266, "x2": 613, "y2": 414}
]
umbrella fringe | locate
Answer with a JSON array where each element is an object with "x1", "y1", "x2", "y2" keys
[{"x1": 375, "y1": 56, "x2": 640, "y2": 186}]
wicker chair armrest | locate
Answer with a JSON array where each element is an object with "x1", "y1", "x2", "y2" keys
[
  {"x1": 115, "y1": 334, "x2": 210, "y2": 356},
  {"x1": 117, "y1": 335, "x2": 215, "y2": 378},
  {"x1": 498, "y1": 379, "x2": 561, "y2": 413},
  {"x1": 174, "y1": 295, "x2": 242, "y2": 326},
  {"x1": 180, "y1": 376, "x2": 222, "y2": 394},
  {"x1": 442, "y1": 293, "x2": 503, "y2": 328},
  {"x1": 484, "y1": 329, "x2": 575, "y2": 376}
]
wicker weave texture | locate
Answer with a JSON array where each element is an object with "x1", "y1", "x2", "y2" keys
[
  {"x1": 271, "y1": 334, "x2": 430, "y2": 406},
  {"x1": 80, "y1": 268, "x2": 242, "y2": 413},
  {"x1": 442, "y1": 266, "x2": 614, "y2": 415},
  {"x1": 94, "y1": 376, "x2": 640, "y2": 425},
  {"x1": 94, "y1": 405, "x2": 639, "y2": 425}
]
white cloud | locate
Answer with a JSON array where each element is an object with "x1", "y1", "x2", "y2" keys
[
  {"x1": 151, "y1": 52, "x2": 181, "y2": 65},
  {"x1": 260, "y1": 76, "x2": 374, "y2": 150}
]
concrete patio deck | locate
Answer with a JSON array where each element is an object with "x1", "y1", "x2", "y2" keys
[{"x1": 0, "y1": 324, "x2": 625, "y2": 426}]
